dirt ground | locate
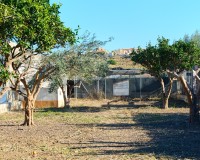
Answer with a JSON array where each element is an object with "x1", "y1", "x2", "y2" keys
[{"x1": 0, "y1": 98, "x2": 200, "y2": 160}]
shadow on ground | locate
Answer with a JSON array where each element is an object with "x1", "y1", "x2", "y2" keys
[
  {"x1": 36, "y1": 106, "x2": 109, "y2": 113},
  {"x1": 37, "y1": 98, "x2": 188, "y2": 113},
  {"x1": 130, "y1": 113, "x2": 200, "y2": 159},
  {"x1": 69, "y1": 112, "x2": 200, "y2": 159},
  {"x1": 104, "y1": 98, "x2": 188, "y2": 109}
]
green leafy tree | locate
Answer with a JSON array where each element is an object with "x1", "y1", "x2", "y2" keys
[
  {"x1": 0, "y1": 0, "x2": 76, "y2": 126},
  {"x1": 131, "y1": 37, "x2": 174, "y2": 109},
  {"x1": 0, "y1": 2, "x2": 15, "y2": 91},
  {"x1": 167, "y1": 40, "x2": 200, "y2": 123},
  {"x1": 132, "y1": 36, "x2": 200, "y2": 123},
  {"x1": 0, "y1": 64, "x2": 11, "y2": 97}
]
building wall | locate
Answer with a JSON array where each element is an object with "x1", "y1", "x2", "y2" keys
[
  {"x1": 36, "y1": 88, "x2": 58, "y2": 101},
  {"x1": 21, "y1": 87, "x2": 64, "y2": 108},
  {"x1": 34, "y1": 88, "x2": 58, "y2": 108}
]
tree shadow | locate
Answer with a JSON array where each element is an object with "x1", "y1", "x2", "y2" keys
[
  {"x1": 165, "y1": 98, "x2": 188, "y2": 108},
  {"x1": 37, "y1": 98, "x2": 188, "y2": 113},
  {"x1": 68, "y1": 112, "x2": 200, "y2": 159},
  {"x1": 0, "y1": 124, "x2": 18, "y2": 127},
  {"x1": 71, "y1": 122, "x2": 135, "y2": 130},
  {"x1": 104, "y1": 98, "x2": 188, "y2": 109},
  {"x1": 36, "y1": 106, "x2": 109, "y2": 113},
  {"x1": 130, "y1": 112, "x2": 200, "y2": 159}
]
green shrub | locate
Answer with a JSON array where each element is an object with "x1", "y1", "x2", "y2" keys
[{"x1": 108, "y1": 59, "x2": 117, "y2": 65}]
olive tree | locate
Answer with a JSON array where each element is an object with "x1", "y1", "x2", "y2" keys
[{"x1": 48, "y1": 32, "x2": 109, "y2": 108}]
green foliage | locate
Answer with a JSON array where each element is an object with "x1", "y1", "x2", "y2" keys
[
  {"x1": 131, "y1": 37, "x2": 170, "y2": 78},
  {"x1": 0, "y1": 0, "x2": 76, "y2": 51},
  {"x1": 0, "y1": 0, "x2": 76, "y2": 85},
  {"x1": 131, "y1": 37, "x2": 200, "y2": 77},
  {"x1": 0, "y1": 64, "x2": 10, "y2": 83},
  {"x1": 170, "y1": 40, "x2": 200, "y2": 71},
  {"x1": 48, "y1": 32, "x2": 110, "y2": 93},
  {"x1": 131, "y1": 37, "x2": 200, "y2": 109},
  {"x1": 107, "y1": 59, "x2": 117, "y2": 65}
]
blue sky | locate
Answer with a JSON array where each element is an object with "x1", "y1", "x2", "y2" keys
[{"x1": 50, "y1": 0, "x2": 200, "y2": 51}]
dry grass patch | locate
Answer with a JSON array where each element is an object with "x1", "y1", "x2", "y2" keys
[{"x1": 0, "y1": 99, "x2": 199, "y2": 160}]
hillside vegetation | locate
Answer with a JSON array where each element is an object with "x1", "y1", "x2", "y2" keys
[{"x1": 108, "y1": 55, "x2": 143, "y2": 69}]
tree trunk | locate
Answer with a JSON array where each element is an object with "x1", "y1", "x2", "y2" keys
[
  {"x1": 160, "y1": 78, "x2": 168, "y2": 109},
  {"x1": 190, "y1": 74, "x2": 200, "y2": 123},
  {"x1": 190, "y1": 94, "x2": 199, "y2": 123},
  {"x1": 60, "y1": 86, "x2": 70, "y2": 109},
  {"x1": 179, "y1": 75, "x2": 193, "y2": 104},
  {"x1": 66, "y1": 87, "x2": 73, "y2": 107},
  {"x1": 21, "y1": 96, "x2": 35, "y2": 126},
  {"x1": 65, "y1": 84, "x2": 74, "y2": 108},
  {"x1": 164, "y1": 77, "x2": 174, "y2": 109},
  {"x1": 179, "y1": 75, "x2": 199, "y2": 123}
]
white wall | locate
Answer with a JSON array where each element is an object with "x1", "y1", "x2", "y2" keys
[
  {"x1": 36, "y1": 88, "x2": 58, "y2": 101},
  {"x1": 35, "y1": 87, "x2": 64, "y2": 108}
]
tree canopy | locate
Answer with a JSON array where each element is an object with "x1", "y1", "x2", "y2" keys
[
  {"x1": 0, "y1": 0, "x2": 76, "y2": 87},
  {"x1": 48, "y1": 32, "x2": 110, "y2": 107},
  {"x1": 131, "y1": 37, "x2": 174, "y2": 109},
  {"x1": 131, "y1": 36, "x2": 200, "y2": 123}
]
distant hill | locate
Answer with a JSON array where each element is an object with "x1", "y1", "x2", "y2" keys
[
  {"x1": 108, "y1": 55, "x2": 143, "y2": 69},
  {"x1": 95, "y1": 47, "x2": 143, "y2": 69},
  {"x1": 111, "y1": 48, "x2": 134, "y2": 56}
]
